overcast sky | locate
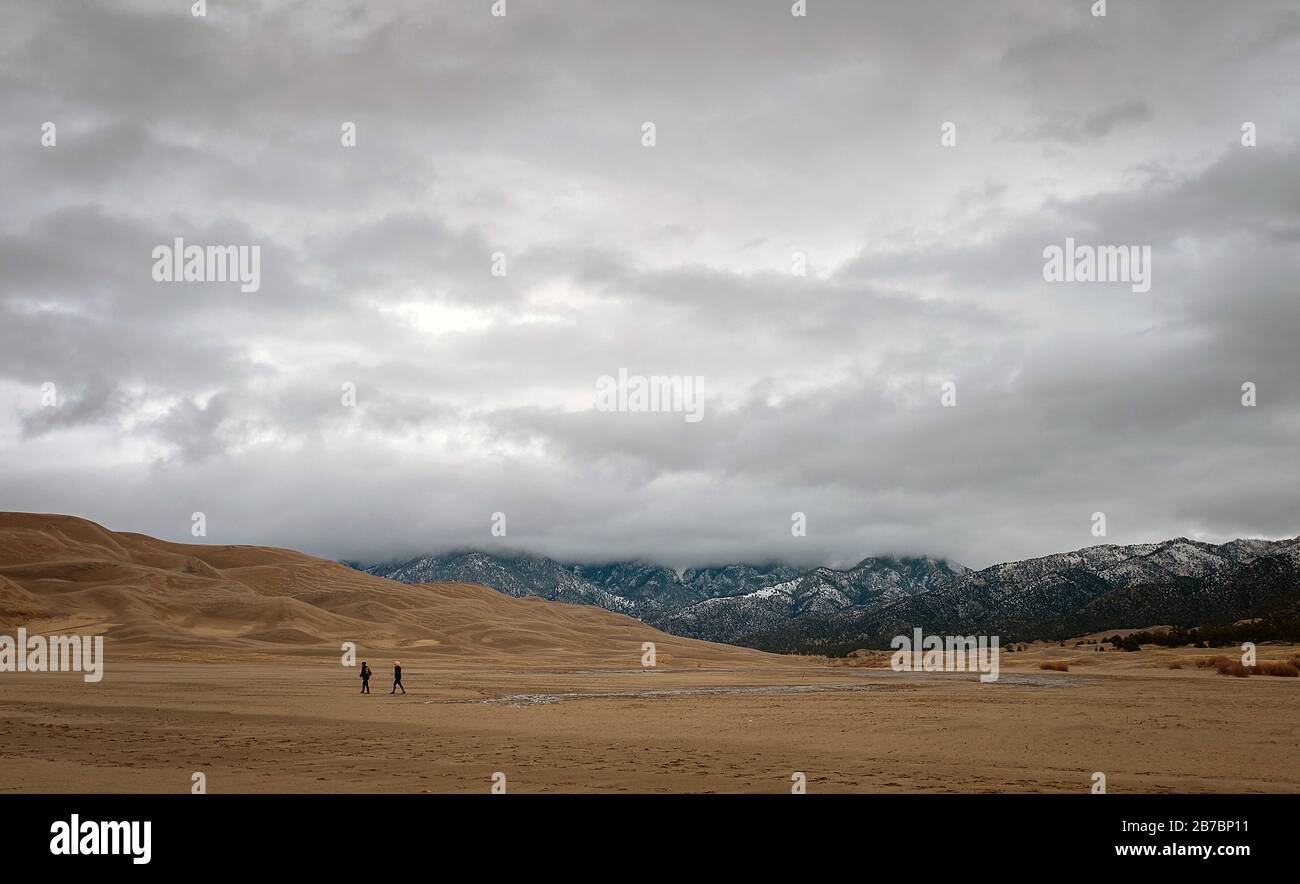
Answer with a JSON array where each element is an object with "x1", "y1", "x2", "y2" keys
[{"x1": 2, "y1": 0, "x2": 1298, "y2": 570}]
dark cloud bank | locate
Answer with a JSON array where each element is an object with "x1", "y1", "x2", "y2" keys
[{"x1": 1, "y1": 1, "x2": 1297, "y2": 570}]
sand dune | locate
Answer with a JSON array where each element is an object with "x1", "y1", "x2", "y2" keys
[{"x1": 0, "y1": 513, "x2": 770, "y2": 666}]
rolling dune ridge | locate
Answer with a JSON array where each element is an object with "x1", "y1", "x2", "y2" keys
[{"x1": 0, "y1": 513, "x2": 769, "y2": 666}]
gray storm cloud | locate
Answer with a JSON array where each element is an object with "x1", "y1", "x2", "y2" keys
[{"x1": 1, "y1": 0, "x2": 1297, "y2": 569}]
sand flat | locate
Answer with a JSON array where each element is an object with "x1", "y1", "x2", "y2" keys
[{"x1": 2, "y1": 651, "x2": 1297, "y2": 794}]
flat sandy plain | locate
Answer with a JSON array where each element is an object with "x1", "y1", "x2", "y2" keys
[
  {"x1": 4, "y1": 649, "x2": 1299, "y2": 794},
  {"x1": 2, "y1": 513, "x2": 1298, "y2": 793}
]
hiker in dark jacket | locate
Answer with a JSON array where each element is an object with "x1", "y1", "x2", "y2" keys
[
  {"x1": 391, "y1": 661, "x2": 405, "y2": 694},
  {"x1": 359, "y1": 662, "x2": 371, "y2": 694}
]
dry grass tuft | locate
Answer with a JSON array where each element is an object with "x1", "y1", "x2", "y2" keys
[
  {"x1": 1217, "y1": 660, "x2": 1250, "y2": 677},
  {"x1": 1039, "y1": 660, "x2": 1069, "y2": 672},
  {"x1": 1192, "y1": 654, "x2": 1300, "y2": 677}
]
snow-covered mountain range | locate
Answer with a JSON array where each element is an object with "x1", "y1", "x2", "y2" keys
[{"x1": 351, "y1": 536, "x2": 1300, "y2": 653}]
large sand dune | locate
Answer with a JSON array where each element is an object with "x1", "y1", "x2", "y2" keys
[{"x1": 0, "y1": 513, "x2": 769, "y2": 666}]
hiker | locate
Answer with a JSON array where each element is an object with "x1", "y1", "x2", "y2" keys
[
  {"x1": 391, "y1": 660, "x2": 405, "y2": 694},
  {"x1": 359, "y1": 661, "x2": 371, "y2": 694}
]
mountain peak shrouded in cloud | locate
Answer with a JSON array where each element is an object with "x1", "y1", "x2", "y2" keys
[
  {"x1": 355, "y1": 547, "x2": 969, "y2": 643},
  {"x1": 2, "y1": 1, "x2": 1299, "y2": 570},
  {"x1": 355, "y1": 533, "x2": 1300, "y2": 652}
]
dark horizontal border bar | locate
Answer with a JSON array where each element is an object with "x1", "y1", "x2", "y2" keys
[{"x1": 2, "y1": 793, "x2": 1288, "y2": 871}]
